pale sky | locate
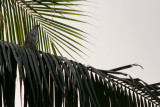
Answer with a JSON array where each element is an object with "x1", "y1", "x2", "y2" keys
[
  {"x1": 14, "y1": 0, "x2": 160, "y2": 106},
  {"x1": 72, "y1": 0, "x2": 160, "y2": 84}
]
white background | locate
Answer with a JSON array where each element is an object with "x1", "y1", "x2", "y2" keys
[
  {"x1": 75, "y1": 0, "x2": 160, "y2": 84},
  {"x1": 15, "y1": 0, "x2": 160, "y2": 106}
]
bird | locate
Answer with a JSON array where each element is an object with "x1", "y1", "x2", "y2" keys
[{"x1": 24, "y1": 25, "x2": 40, "y2": 51}]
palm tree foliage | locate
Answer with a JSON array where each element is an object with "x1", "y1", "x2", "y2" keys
[
  {"x1": 0, "y1": 0, "x2": 160, "y2": 107},
  {"x1": 0, "y1": 40, "x2": 160, "y2": 107},
  {"x1": 0, "y1": 0, "x2": 89, "y2": 60}
]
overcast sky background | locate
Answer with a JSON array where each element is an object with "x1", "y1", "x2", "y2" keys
[
  {"x1": 71, "y1": 0, "x2": 160, "y2": 84},
  {"x1": 14, "y1": 0, "x2": 160, "y2": 106}
]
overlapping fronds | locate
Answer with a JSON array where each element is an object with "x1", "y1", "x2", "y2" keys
[
  {"x1": 0, "y1": 0, "x2": 88, "y2": 60},
  {"x1": 0, "y1": 40, "x2": 160, "y2": 107}
]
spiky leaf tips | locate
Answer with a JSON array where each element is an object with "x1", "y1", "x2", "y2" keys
[
  {"x1": 0, "y1": 0, "x2": 89, "y2": 60},
  {"x1": 0, "y1": 40, "x2": 160, "y2": 107}
]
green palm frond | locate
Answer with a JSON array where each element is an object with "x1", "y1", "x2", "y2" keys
[
  {"x1": 0, "y1": 40, "x2": 160, "y2": 107},
  {"x1": 0, "y1": 0, "x2": 89, "y2": 60}
]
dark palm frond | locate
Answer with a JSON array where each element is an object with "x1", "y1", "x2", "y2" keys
[
  {"x1": 149, "y1": 82, "x2": 160, "y2": 99},
  {"x1": 0, "y1": 40, "x2": 160, "y2": 107},
  {"x1": 0, "y1": 0, "x2": 89, "y2": 60}
]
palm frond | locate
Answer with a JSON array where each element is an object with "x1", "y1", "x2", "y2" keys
[
  {"x1": 0, "y1": 40, "x2": 160, "y2": 107},
  {"x1": 0, "y1": 0, "x2": 89, "y2": 60}
]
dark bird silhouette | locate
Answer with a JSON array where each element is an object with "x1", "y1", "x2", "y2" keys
[{"x1": 24, "y1": 25, "x2": 40, "y2": 51}]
